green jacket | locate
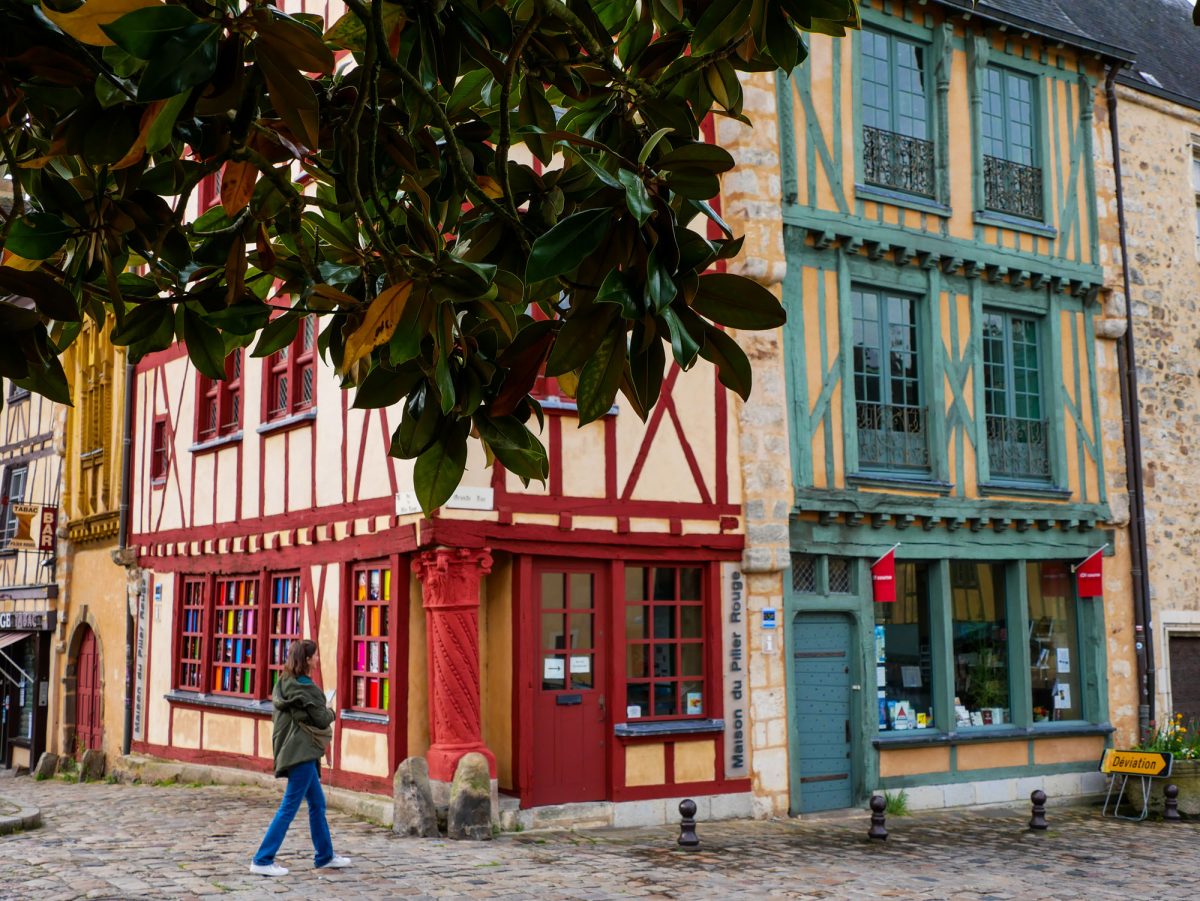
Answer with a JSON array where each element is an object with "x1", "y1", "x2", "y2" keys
[{"x1": 271, "y1": 675, "x2": 334, "y2": 778}]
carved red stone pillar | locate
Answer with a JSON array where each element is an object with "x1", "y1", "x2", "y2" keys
[{"x1": 414, "y1": 547, "x2": 495, "y2": 782}]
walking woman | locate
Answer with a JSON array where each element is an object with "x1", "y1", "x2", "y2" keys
[{"x1": 250, "y1": 639, "x2": 351, "y2": 876}]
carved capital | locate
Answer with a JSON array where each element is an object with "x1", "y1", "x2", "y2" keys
[{"x1": 415, "y1": 547, "x2": 493, "y2": 612}]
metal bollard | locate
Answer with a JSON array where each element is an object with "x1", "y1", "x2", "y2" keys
[
  {"x1": 678, "y1": 798, "x2": 700, "y2": 848},
  {"x1": 868, "y1": 794, "x2": 888, "y2": 841},
  {"x1": 1164, "y1": 784, "x2": 1181, "y2": 822},
  {"x1": 1029, "y1": 789, "x2": 1048, "y2": 830}
]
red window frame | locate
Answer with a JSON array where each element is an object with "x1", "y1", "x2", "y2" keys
[
  {"x1": 623, "y1": 565, "x2": 707, "y2": 721},
  {"x1": 150, "y1": 416, "x2": 169, "y2": 482},
  {"x1": 211, "y1": 575, "x2": 260, "y2": 697},
  {"x1": 197, "y1": 171, "x2": 221, "y2": 212},
  {"x1": 348, "y1": 561, "x2": 392, "y2": 714},
  {"x1": 268, "y1": 573, "x2": 302, "y2": 692},
  {"x1": 264, "y1": 317, "x2": 317, "y2": 422},
  {"x1": 195, "y1": 350, "x2": 243, "y2": 442},
  {"x1": 177, "y1": 578, "x2": 207, "y2": 690}
]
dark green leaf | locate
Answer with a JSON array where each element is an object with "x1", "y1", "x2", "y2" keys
[
  {"x1": 628, "y1": 323, "x2": 666, "y2": 415},
  {"x1": 646, "y1": 250, "x2": 677, "y2": 312},
  {"x1": 691, "y1": 273, "x2": 787, "y2": 329},
  {"x1": 13, "y1": 355, "x2": 71, "y2": 406},
  {"x1": 391, "y1": 386, "x2": 442, "y2": 459},
  {"x1": 657, "y1": 143, "x2": 736, "y2": 174},
  {"x1": 596, "y1": 268, "x2": 642, "y2": 319},
  {"x1": 693, "y1": 0, "x2": 753, "y2": 55},
  {"x1": 546, "y1": 302, "x2": 619, "y2": 376},
  {"x1": 353, "y1": 364, "x2": 423, "y2": 409},
  {"x1": 110, "y1": 302, "x2": 174, "y2": 345},
  {"x1": 138, "y1": 24, "x2": 219, "y2": 102},
  {"x1": 476, "y1": 415, "x2": 549, "y2": 481},
  {"x1": 180, "y1": 307, "x2": 227, "y2": 379},
  {"x1": 576, "y1": 325, "x2": 626, "y2": 425},
  {"x1": 660, "y1": 306, "x2": 703, "y2": 369},
  {"x1": 251, "y1": 313, "x2": 300, "y2": 358},
  {"x1": 101, "y1": 5, "x2": 200, "y2": 60},
  {"x1": 526, "y1": 208, "x2": 612, "y2": 284},
  {"x1": 618, "y1": 169, "x2": 654, "y2": 225},
  {"x1": 5, "y1": 212, "x2": 72, "y2": 261},
  {"x1": 699, "y1": 323, "x2": 753, "y2": 399},
  {"x1": 0, "y1": 267, "x2": 79, "y2": 322},
  {"x1": 413, "y1": 421, "x2": 468, "y2": 513}
]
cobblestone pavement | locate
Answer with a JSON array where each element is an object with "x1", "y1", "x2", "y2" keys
[{"x1": 0, "y1": 777, "x2": 1196, "y2": 900}]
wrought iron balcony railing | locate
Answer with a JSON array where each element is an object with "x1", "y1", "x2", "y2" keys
[
  {"x1": 983, "y1": 155, "x2": 1043, "y2": 220},
  {"x1": 862, "y1": 126, "x2": 935, "y2": 198},
  {"x1": 856, "y1": 402, "x2": 930, "y2": 472},
  {"x1": 986, "y1": 415, "x2": 1051, "y2": 481}
]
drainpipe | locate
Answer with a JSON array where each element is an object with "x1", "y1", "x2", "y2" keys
[
  {"x1": 118, "y1": 358, "x2": 136, "y2": 756},
  {"x1": 1105, "y1": 65, "x2": 1154, "y2": 738}
]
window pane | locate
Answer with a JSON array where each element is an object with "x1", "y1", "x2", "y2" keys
[
  {"x1": 679, "y1": 567, "x2": 702, "y2": 600},
  {"x1": 681, "y1": 681, "x2": 704, "y2": 716},
  {"x1": 625, "y1": 566, "x2": 646, "y2": 601},
  {"x1": 568, "y1": 613, "x2": 593, "y2": 651},
  {"x1": 542, "y1": 654, "x2": 566, "y2": 690},
  {"x1": 951, "y1": 563, "x2": 1010, "y2": 727},
  {"x1": 652, "y1": 568, "x2": 675, "y2": 600},
  {"x1": 652, "y1": 605, "x2": 676, "y2": 639},
  {"x1": 627, "y1": 644, "x2": 649, "y2": 678},
  {"x1": 680, "y1": 605, "x2": 702, "y2": 638},
  {"x1": 542, "y1": 613, "x2": 566, "y2": 651},
  {"x1": 626, "y1": 682, "x2": 649, "y2": 718},
  {"x1": 875, "y1": 563, "x2": 933, "y2": 730},
  {"x1": 541, "y1": 573, "x2": 564, "y2": 608},
  {"x1": 653, "y1": 685, "x2": 677, "y2": 717},
  {"x1": 626, "y1": 605, "x2": 648, "y2": 640},
  {"x1": 681, "y1": 643, "x2": 704, "y2": 677},
  {"x1": 1028, "y1": 563, "x2": 1082, "y2": 721},
  {"x1": 569, "y1": 573, "x2": 593, "y2": 609}
]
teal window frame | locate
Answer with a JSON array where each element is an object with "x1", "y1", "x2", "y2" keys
[
  {"x1": 982, "y1": 310, "x2": 1051, "y2": 484},
  {"x1": 979, "y1": 65, "x2": 1044, "y2": 221},
  {"x1": 981, "y1": 66, "x2": 1037, "y2": 166}
]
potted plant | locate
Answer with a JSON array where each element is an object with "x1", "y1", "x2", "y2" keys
[{"x1": 1126, "y1": 713, "x2": 1200, "y2": 816}]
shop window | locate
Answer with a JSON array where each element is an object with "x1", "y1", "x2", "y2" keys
[
  {"x1": 983, "y1": 312, "x2": 1048, "y2": 481},
  {"x1": 828, "y1": 558, "x2": 854, "y2": 594},
  {"x1": 196, "y1": 350, "x2": 243, "y2": 441},
  {"x1": 178, "y1": 578, "x2": 207, "y2": 690},
  {"x1": 150, "y1": 418, "x2": 169, "y2": 481},
  {"x1": 981, "y1": 67, "x2": 1042, "y2": 220},
  {"x1": 1027, "y1": 562, "x2": 1082, "y2": 721},
  {"x1": 791, "y1": 554, "x2": 817, "y2": 594},
  {"x1": 852, "y1": 287, "x2": 928, "y2": 473},
  {"x1": 539, "y1": 571, "x2": 596, "y2": 691},
  {"x1": 951, "y1": 563, "x2": 1010, "y2": 727},
  {"x1": 625, "y1": 566, "x2": 705, "y2": 719},
  {"x1": 0, "y1": 463, "x2": 28, "y2": 548},
  {"x1": 875, "y1": 563, "x2": 933, "y2": 731},
  {"x1": 350, "y1": 563, "x2": 391, "y2": 712},
  {"x1": 860, "y1": 28, "x2": 934, "y2": 197},
  {"x1": 265, "y1": 317, "x2": 316, "y2": 422},
  {"x1": 212, "y1": 576, "x2": 259, "y2": 696},
  {"x1": 268, "y1": 574, "x2": 302, "y2": 692}
]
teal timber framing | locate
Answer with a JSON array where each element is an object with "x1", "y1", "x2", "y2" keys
[{"x1": 784, "y1": 551, "x2": 1113, "y2": 811}]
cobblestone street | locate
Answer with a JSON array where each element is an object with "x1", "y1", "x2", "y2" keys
[{"x1": 0, "y1": 777, "x2": 1196, "y2": 900}]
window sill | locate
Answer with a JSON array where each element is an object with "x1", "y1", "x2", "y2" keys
[
  {"x1": 978, "y1": 481, "x2": 1071, "y2": 500},
  {"x1": 256, "y1": 409, "x2": 317, "y2": 436},
  {"x1": 341, "y1": 710, "x2": 388, "y2": 725},
  {"x1": 615, "y1": 718, "x2": 724, "y2": 738},
  {"x1": 536, "y1": 396, "x2": 618, "y2": 417},
  {"x1": 190, "y1": 432, "x2": 244, "y2": 455},
  {"x1": 150, "y1": 477, "x2": 167, "y2": 490},
  {"x1": 974, "y1": 210, "x2": 1057, "y2": 239},
  {"x1": 847, "y1": 472, "x2": 953, "y2": 495},
  {"x1": 855, "y1": 184, "x2": 951, "y2": 218},
  {"x1": 873, "y1": 721, "x2": 1113, "y2": 749},
  {"x1": 165, "y1": 690, "x2": 273, "y2": 716}
]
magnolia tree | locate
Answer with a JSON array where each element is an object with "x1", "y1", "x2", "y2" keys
[{"x1": 0, "y1": 0, "x2": 859, "y2": 511}]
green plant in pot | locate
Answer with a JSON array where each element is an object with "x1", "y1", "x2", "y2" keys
[{"x1": 969, "y1": 646, "x2": 1008, "y2": 714}]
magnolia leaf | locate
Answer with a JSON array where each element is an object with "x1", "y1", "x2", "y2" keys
[
  {"x1": 526, "y1": 208, "x2": 612, "y2": 284},
  {"x1": 691, "y1": 273, "x2": 787, "y2": 329},
  {"x1": 41, "y1": 0, "x2": 161, "y2": 47},
  {"x1": 341, "y1": 281, "x2": 414, "y2": 374},
  {"x1": 412, "y1": 421, "x2": 468, "y2": 513},
  {"x1": 220, "y1": 159, "x2": 258, "y2": 215},
  {"x1": 100, "y1": 4, "x2": 198, "y2": 58}
]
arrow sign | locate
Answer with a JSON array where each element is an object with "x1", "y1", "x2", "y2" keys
[{"x1": 1099, "y1": 749, "x2": 1173, "y2": 778}]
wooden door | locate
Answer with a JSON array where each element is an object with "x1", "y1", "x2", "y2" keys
[
  {"x1": 791, "y1": 613, "x2": 854, "y2": 813},
  {"x1": 76, "y1": 626, "x2": 102, "y2": 752},
  {"x1": 529, "y1": 564, "x2": 607, "y2": 807},
  {"x1": 1170, "y1": 635, "x2": 1200, "y2": 725}
]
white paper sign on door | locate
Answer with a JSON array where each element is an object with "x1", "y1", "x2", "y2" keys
[
  {"x1": 1053, "y1": 681, "x2": 1072, "y2": 709},
  {"x1": 569, "y1": 655, "x2": 591, "y2": 674},
  {"x1": 543, "y1": 657, "x2": 565, "y2": 680},
  {"x1": 1056, "y1": 648, "x2": 1071, "y2": 673}
]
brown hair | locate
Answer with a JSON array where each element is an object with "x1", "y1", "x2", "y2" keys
[{"x1": 282, "y1": 639, "x2": 317, "y2": 679}]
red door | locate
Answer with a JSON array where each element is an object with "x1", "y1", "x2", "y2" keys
[
  {"x1": 76, "y1": 627, "x2": 101, "y2": 752},
  {"x1": 529, "y1": 564, "x2": 607, "y2": 807}
]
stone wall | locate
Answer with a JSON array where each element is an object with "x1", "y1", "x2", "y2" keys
[{"x1": 1110, "y1": 85, "x2": 1200, "y2": 721}]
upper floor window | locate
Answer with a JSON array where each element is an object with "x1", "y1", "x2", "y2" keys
[
  {"x1": 851, "y1": 287, "x2": 928, "y2": 473},
  {"x1": 265, "y1": 317, "x2": 316, "y2": 422},
  {"x1": 981, "y1": 67, "x2": 1042, "y2": 220},
  {"x1": 983, "y1": 312, "x2": 1049, "y2": 482},
  {"x1": 5, "y1": 379, "x2": 29, "y2": 402},
  {"x1": 861, "y1": 28, "x2": 934, "y2": 197},
  {"x1": 150, "y1": 417, "x2": 169, "y2": 481},
  {"x1": 0, "y1": 464, "x2": 29, "y2": 548},
  {"x1": 196, "y1": 350, "x2": 243, "y2": 442}
]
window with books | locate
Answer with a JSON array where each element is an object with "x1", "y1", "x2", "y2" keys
[
  {"x1": 212, "y1": 576, "x2": 259, "y2": 696},
  {"x1": 268, "y1": 574, "x2": 302, "y2": 692},
  {"x1": 874, "y1": 562, "x2": 933, "y2": 731},
  {"x1": 624, "y1": 566, "x2": 706, "y2": 720},
  {"x1": 350, "y1": 563, "x2": 391, "y2": 713},
  {"x1": 951, "y1": 563, "x2": 1010, "y2": 727},
  {"x1": 1027, "y1": 562, "x2": 1082, "y2": 721},
  {"x1": 178, "y1": 578, "x2": 207, "y2": 690}
]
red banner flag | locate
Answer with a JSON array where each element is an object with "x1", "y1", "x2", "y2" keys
[
  {"x1": 871, "y1": 547, "x2": 897, "y2": 603},
  {"x1": 1074, "y1": 548, "x2": 1104, "y2": 598}
]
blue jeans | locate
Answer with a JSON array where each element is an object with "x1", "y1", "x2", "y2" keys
[{"x1": 253, "y1": 759, "x2": 334, "y2": 867}]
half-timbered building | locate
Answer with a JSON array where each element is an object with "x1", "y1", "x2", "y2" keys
[
  {"x1": 724, "y1": 0, "x2": 1141, "y2": 815},
  {"x1": 0, "y1": 369, "x2": 63, "y2": 771}
]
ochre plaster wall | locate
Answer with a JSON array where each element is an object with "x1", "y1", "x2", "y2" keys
[
  {"x1": 625, "y1": 743, "x2": 665, "y2": 787},
  {"x1": 481, "y1": 557, "x2": 514, "y2": 790}
]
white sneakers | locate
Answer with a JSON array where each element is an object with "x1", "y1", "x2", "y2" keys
[
  {"x1": 249, "y1": 862, "x2": 288, "y2": 877},
  {"x1": 250, "y1": 856, "x2": 351, "y2": 876}
]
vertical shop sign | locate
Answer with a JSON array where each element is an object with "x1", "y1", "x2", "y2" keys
[
  {"x1": 722, "y1": 563, "x2": 748, "y2": 779},
  {"x1": 132, "y1": 577, "x2": 152, "y2": 742},
  {"x1": 871, "y1": 545, "x2": 898, "y2": 603}
]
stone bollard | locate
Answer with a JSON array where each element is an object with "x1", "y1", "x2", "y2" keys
[
  {"x1": 393, "y1": 757, "x2": 439, "y2": 837},
  {"x1": 1164, "y1": 784, "x2": 1181, "y2": 822},
  {"x1": 447, "y1": 753, "x2": 492, "y2": 841},
  {"x1": 1029, "y1": 790, "x2": 1048, "y2": 830},
  {"x1": 867, "y1": 795, "x2": 887, "y2": 841},
  {"x1": 677, "y1": 799, "x2": 700, "y2": 849}
]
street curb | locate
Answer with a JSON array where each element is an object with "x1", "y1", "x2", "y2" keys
[{"x1": 0, "y1": 796, "x2": 42, "y2": 835}]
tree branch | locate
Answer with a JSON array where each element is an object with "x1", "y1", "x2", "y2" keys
[{"x1": 497, "y1": 12, "x2": 541, "y2": 222}]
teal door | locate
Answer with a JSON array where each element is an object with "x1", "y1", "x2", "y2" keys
[{"x1": 791, "y1": 613, "x2": 854, "y2": 812}]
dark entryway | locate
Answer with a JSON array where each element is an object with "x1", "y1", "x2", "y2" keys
[
  {"x1": 75, "y1": 625, "x2": 102, "y2": 753},
  {"x1": 1169, "y1": 634, "x2": 1200, "y2": 725}
]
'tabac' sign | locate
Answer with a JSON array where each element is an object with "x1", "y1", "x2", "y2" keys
[{"x1": 1099, "y1": 749, "x2": 1173, "y2": 777}]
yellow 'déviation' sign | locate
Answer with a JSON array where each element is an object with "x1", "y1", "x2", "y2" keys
[{"x1": 1099, "y1": 749, "x2": 1173, "y2": 777}]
